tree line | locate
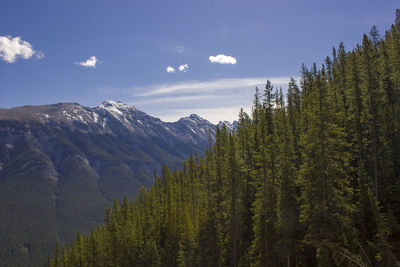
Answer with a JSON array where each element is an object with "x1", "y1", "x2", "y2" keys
[{"x1": 49, "y1": 11, "x2": 400, "y2": 267}]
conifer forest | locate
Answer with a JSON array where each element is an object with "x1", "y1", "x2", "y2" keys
[{"x1": 49, "y1": 12, "x2": 400, "y2": 267}]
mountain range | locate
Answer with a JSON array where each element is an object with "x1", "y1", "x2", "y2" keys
[{"x1": 0, "y1": 100, "x2": 236, "y2": 266}]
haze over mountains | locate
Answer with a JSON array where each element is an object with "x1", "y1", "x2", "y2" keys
[{"x1": 0, "y1": 100, "x2": 236, "y2": 266}]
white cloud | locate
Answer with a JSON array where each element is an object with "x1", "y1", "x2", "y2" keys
[
  {"x1": 0, "y1": 35, "x2": 44, "y2": 63},
  {"x1": 135, "y1": 77, "x2": 292, "y2": 97},
  {"x1": 209, "y1": 54, "x2": 237, "y2": 64},
  {"x1": 178, "y1": 63, "x2": 189, "y2": 72},
  {"x1": 166, "y1": 66, "x2": 176, "y2": 73},
  {"x1": 131, "y1": 95, "x2": 215, "y2": 106},
  {"x1": 76, "y1": 56, "x2": 98, "y2": 68}
]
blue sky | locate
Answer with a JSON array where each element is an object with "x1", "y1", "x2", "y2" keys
[{"x1": 1, "y1": 0, "x2": 398, "y2": 123}]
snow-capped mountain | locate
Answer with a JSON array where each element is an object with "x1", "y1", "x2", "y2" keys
[
  {"x1": 0, "y1": 100, "x2": 220, "y2": 145},
  {"x1": 0, "y1": 100, "x2": 236, "y2": 265}
]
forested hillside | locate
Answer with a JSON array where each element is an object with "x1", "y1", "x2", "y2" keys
[
  {"x1": 49, "y1": 13, "x2": 400, "y2": 266},
  {"x1": 0, "y1": 101, "x2": 217, "y2": 266}
]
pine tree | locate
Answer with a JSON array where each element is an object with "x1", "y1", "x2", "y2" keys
[
  {"x1": 299, "y1": 67, "x2": 355, "y2": 265},
  {"x1": 250, "y1": 81, "x2": 279, "y2": 266},
  {"x1": 275, "y1": 88, "x2": 301, "y2": 266},
  {"x1": 358, "y1": 34, "x2": 382, "y2": 200},
  {"x1": 287, "y1": 77, "x2": 302, "y2": 169}
]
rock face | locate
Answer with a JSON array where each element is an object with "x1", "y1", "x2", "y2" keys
[{"x1": 0, "y1": 101, "x2": 225, "y2": 266}]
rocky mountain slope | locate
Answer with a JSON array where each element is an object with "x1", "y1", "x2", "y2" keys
[{"x1": 0, "y1": 101, "x2": 232, "y2": 266}]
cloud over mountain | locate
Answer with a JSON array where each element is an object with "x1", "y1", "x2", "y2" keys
[{"x1": 131, "y1": 77, "x2": 295, "y2": 123}]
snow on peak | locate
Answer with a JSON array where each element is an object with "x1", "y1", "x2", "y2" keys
[
  {"x1": 100, "y1": 100, "x2": 135, "y2": 109},
  {"x1": 183, "y1": 114, "x2": 212, "y2": 125},
  {"x1": 189, "y1": 114, "x2": 201, "y2": 119},
  {"x1": 99, "y1": 100, "x2": 137, "y2": 113}
]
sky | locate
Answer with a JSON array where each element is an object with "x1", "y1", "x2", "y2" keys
[{"x1": 1, "y1": 0, "x2": 398, "y2": 123}]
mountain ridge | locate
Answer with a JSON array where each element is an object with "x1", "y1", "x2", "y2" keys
[
  {"x1": 0, "y1": 100, "x2": 234, "y2": 124},
  {"x1": 0, "y1": 100, "x2": 236, "y2": 266}
]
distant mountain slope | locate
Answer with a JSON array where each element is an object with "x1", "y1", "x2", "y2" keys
[{"x1": 0, "y1": 101, "x2": 229, "y2": 266}]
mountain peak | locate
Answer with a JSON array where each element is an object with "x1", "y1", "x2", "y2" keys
[
  {"x1": 178, "y1": 114, "x2": 213, "y2": 126},
  {"x1": 100, "y1": 100, "x2": 136, "y2": 109},
  {"x1": 102, "y1": 100, "x2": 123, "y2": 106},
  {"x1": 98, "y1": 100, "x2": 137, "y2": 115},
  {"x1": 189, "y1": 114, "x2": 202, "y2": 121}
]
